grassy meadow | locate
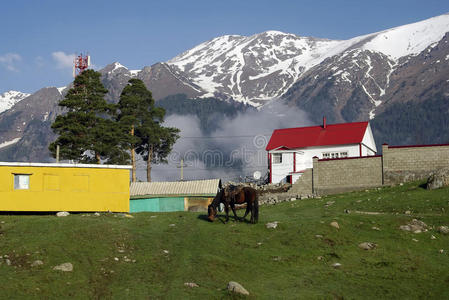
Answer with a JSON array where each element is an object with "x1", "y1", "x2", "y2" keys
[{"x1": 0, "y1": 181, "x2": 448, "y2": 299}]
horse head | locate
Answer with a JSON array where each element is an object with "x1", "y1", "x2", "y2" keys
[{"x1": 207, "y1": 204, "x2": 217, "y2": 222}]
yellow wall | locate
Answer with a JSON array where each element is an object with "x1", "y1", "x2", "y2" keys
[{"x1": 0, "y1": 165, "x2": 130, "y2": 212}]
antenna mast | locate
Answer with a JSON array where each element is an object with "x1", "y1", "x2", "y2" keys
[{"x1": 73, "y1": 53, "x2": 91, "y2": 77}]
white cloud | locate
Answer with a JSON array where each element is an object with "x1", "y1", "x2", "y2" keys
[
  {"x1": 52, "y1": 51, "x2": 75, "y2": 69},
  {"x1": 0, "y1": 53, "x2": 22, "y2": 72}
]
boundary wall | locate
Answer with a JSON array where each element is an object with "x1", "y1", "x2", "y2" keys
[{"x1": 290, "y1": 143, "x2": 449, "y2": 195}]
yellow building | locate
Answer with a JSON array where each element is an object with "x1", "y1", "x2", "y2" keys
[{"x1": 0, "y1": 162, "x2": 131, "y2": 212}]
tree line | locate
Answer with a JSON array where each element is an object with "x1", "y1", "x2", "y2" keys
[{"x1": 49, "y1": 69, "x2": 179, "y2": 182}]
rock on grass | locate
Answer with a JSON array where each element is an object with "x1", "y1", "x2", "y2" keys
[
  {"x1": 184, "y1": 282, "x2": 199, "y2": 288},
  {"x1": 227, "y1": 281, "x2": 249, "y2": 295},
  {"x1": 53, "y1": 262, "x2": 73, "y2": 272},
  {"x1": 437, "y1": 226, "x2": 449, "y2": 234},
  {"x1": 399, "y1": 219, "x2": 428, "y2": 233},
  {"x1": 358, "y1": 242, "x2": 377, "y2": 250},
  {"x1": 266, "y1": 221, "x2": 278, "y2": 229},
  {"x1": 31, "y1": 260, "x2": 43, "y2": 267},
  {"x1": 330, "y1": 221, "x2": 339, "y2": 229}
]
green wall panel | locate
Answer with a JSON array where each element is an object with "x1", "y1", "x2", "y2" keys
[
  {"x1": 159, "y1": 197, "x2": 185, "y2": 212},
  {"x1": 130, "y1": 197, "x2": 185, "y2": 212}
]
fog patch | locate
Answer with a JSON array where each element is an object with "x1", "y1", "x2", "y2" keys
[{"x1": 136, "y1": 99, "x2": 312, "y2": 182}]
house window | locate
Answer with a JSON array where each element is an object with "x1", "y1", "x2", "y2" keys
[
  {"x1": 14, "y1": 174, "x2": 30, "y2": 190},
  {"x1": 272, "y1": 153, "x2": 282, "y2": 164},
  {"x1": 322, "y1": 151, "x2": 348, "y2": 159}
]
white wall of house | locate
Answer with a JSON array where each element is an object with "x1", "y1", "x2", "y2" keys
[
  {"x1": 270, "y1": 142, "x2": 377, "y2": 184},
  {"x1": 361, "y1": 123, "x2": 377, "y2": 156}
]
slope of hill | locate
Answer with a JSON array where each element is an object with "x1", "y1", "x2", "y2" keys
[{"x1": 0, "y1": 181, "x2": 448, "y2": 298}]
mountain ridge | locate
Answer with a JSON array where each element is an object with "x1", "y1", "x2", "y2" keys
[{"x1": 0, "y1": 13, "x2": 448, "y2": 163}]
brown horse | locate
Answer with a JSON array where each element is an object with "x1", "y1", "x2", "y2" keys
[{"x1": 208, "y1": 185, "x2": 259, "y2": 224}]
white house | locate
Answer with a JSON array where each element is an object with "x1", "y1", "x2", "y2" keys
[{"x1": 266, "y1": 118, "x2": 377, "y2": 184}]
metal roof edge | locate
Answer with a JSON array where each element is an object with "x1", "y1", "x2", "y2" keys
[
  {"x1": 0, "y1": 162, "x2": 132, "y2": 169},
  {"x1": 130, "y1": 194, "x2": 215, "y2": 199}
]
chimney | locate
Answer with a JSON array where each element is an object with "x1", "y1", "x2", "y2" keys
[{"x1": 323, "y1": 116, "x2": 326, "y2": 129}]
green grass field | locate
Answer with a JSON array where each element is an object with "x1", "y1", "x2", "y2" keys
[{"x1": 0, "y1": 181, "x2": 448, "y2": 299}]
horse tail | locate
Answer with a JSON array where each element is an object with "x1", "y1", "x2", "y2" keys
[{"x1": 254, "y1": 191, "x2": 259, "y2": 223}]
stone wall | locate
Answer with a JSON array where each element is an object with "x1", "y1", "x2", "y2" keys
[
  {"x1": 289, "y1": 169, "x2": 313, "y2": 196},
  {"x1": 269, "y1": 143, "x2": 449, "y2": 197},
  {"x1": 312, "y1": 156, "x2": 383, "y2": 195},
  {"x1": 382, "y1": 144, "x2": 449, "y2": 184}
]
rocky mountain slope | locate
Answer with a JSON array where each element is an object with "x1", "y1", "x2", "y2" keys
[
  {"x1": 0, "y1": 91, "x2": 30, "y2": 113},
  {"x1": 0, "y1": 13, "x2": 448, "y2": 162},
  {"x1": 168, "y1": 13, "x2": 449, "y2": 106}
]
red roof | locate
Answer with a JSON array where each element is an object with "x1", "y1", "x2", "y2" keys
[{"x1": 266, "y1": 121, "x2": 369, "y2": 151}]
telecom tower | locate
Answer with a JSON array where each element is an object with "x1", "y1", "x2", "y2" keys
[{"x1": 73, "y1": 53, "x2": 91, "y2": 77}]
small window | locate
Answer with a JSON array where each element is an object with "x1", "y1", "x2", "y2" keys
[
  {"x1": 14, "y1": 174, "x2": 30, "y2": 190},
  {"x1": 323, "y1": 151, "x2": 348, "y2": 159},
  {"x1": 272, "y1": 153, "x2": 282, "y2": 164},
  {"x1": 340, "y1": 152, "x2": 348, "y2": 158}
]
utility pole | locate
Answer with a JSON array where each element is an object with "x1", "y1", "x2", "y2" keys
[
  {"x1": 56, "y1": 145, "x2": 60, "y2": 163},
  {"x1": 177, "y1": 159, "x2": 188, "y2": 181}
]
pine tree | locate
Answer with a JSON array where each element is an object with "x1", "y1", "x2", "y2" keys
[
  {"x1": 117, "y1": 79, "x2": 152, "y2": 181},
  {"x1": 49, "y1": 69, "x2": 128, "y2": 164},
  {"x1": 117, "y1": 78, "x2": 179, "y2": 182}
]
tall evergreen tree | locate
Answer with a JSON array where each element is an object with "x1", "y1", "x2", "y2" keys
[
  {"x1": 117, "y1": 78, "x2": 179, "y2": 182},
  {"x1": 117, "y1": 79, "x2": 151, "y2": 181},
  {"x1": 49, "y1": 69, "x2": 128, "y2": 164}
]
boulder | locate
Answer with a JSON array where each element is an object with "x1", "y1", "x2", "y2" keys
[
  {"x1": 427, "y1": 168, "x2": 449, "y2": 190},
  {"x1": 266, "y1": 221, "x2": 278, "y2": 229},
  {"x1": 358, "y1": 242, "x2": 377, "y2": 250},
  {"x1": 56, "y1": 211, "x2": 70, "y2": 217},
  {"x1": 437, "y1": 226, "x2": 449, "y2": 234},
  {"x1": 31, "y1": 260, "x2": 44, "y2": 267},
  {"x1": 53, "y1": 262, "x2": 73, "y2": 272},
  {"x1": 227, "y1": 281, "x2": 249, "y2": 295},
  {"x1": 332, "y1": 263, "x2": 341, "y2": 268},
  {"x1": 330, "y1": 221, "x2": 340, "y2": 229},
  {"x1": 184, "y1": 282, "x2": 199, "y2": 288},
  {"x1": 399, "y1": 219, "x2": 428, "y2": 233}
]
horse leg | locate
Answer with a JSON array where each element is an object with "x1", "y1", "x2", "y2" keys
[
  {"x1": 230, "y1": 202, "x2": 240, "y2": 221},
  {"x1": 224, "y1": 203, "x2": 230, "y2": 223},
  {"x1": 250, "y1": 201, "x2": 256, "y2": 224},
  {"x1": 242, "y1": 203, "x2": 251, "y2": 222}
]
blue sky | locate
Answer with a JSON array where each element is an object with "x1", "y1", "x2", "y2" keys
[{"x1": 1, "y1": 0, "x2": 449, "y2": 94}]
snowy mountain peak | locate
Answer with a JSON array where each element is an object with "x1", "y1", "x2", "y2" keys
[
  {"x1": 166, "y1": 14, "x2": 449, "y2": 106},
  {"x1": 361, "y1": 13, "x2": 449, "y2": 59},
  {"x1": 0, "y1": 90, "x2": 30, "y2": 113},
  {"x1": 111, "y1": 62, "x2": 127, "y2": 72}
]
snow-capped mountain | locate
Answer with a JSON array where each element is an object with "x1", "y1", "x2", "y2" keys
[
  {"x1": 0, "y1": 90, "x2": 30, "y2": 113},
  {"x1": 0, "y1": 13, "x2": 449, "y2": 162},
  {"x1": 167, "y1": 13, "x2": 449, "y2": 106}
]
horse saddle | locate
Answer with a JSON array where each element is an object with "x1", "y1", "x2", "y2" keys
[{"x1": 226, "y1": 185, "x2": 245, "y2": 203}]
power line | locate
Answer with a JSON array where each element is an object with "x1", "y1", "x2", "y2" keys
[{"x1": 177, "y1": 134, "x2": 271, "y2": 139}]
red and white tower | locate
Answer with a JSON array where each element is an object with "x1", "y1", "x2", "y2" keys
[{"x1": 73, "y1": 53, "x2": 91, "y2": 77}]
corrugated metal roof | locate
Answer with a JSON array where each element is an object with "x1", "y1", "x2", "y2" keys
[{"x1": 130, "y1": 179, "x2": 220, "y2": 198}]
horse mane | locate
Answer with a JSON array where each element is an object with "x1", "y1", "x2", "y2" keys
[{"x1": 210, "y1": 188, "x2": 223, "y2": 209}]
